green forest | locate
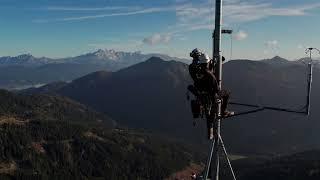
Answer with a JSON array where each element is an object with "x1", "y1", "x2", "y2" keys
[{"x1": 0, "y1": 90, "x2": 203, "y2": 179}]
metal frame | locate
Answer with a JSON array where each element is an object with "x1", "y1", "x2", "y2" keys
[{"x1": 201, "y1": 0, "x2": 317, "y2": 179}]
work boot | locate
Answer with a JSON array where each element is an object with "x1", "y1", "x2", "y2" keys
[{"x1": 223, "y1": 110, "x2": 234, "y2": 117}]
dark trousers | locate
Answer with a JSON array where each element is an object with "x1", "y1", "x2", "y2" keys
[
  {"x1": 220, "y1": 89, "x2": 231, "y2": 113},
  {"x1": 206, "y1": 89, "x2": 230, "y2": 140}
]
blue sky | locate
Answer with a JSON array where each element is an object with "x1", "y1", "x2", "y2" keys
[{"x1": 0, "y1": 0, "x2": 320, "y2": 60}]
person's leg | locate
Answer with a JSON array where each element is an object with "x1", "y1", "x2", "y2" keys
[
  {"x1": 191, "y1": 100, "x2": 201, "y2": 118},
  {"x1": 220, "y1": 90, "x2": 234, "y2": 117},
  {"x1": 207, "y1": 118, "x2": 214, "y2": 140},
  {"x1": 206, "y1": 101, "x2": 216, "y2": 139},
  {"x1": 220, "y1": 90, "x2": 230, "y2": 113}
]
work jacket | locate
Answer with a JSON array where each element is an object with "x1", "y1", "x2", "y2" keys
[{"x1": 189, "y1": 62, "x2": 218, "y2": 95}]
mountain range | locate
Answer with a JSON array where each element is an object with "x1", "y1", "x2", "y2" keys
[
  {"x1": 21, "y1": 55, "x2": 320, "y2": 155},
  {"x1": 0, "y1": 49, "x2": 187, "y2": 68},
  {"x1": 0, "y1": 54, "x2": 52, "y2": 67},
  {"x1": 0, "y1": 50, "x2": 188, "y2": 90},
  {"x1": 5, "y1": 54, "x2": 320, "y2": 179}
]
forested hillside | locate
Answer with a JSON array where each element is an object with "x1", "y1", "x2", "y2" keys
[
  {"x1": 231, "y1": 150, "x2": 320, "y2": 180},
  {"x1": 0, "y1": 120, "x2": 203, "y2": 179},
  {"x1": 0, "y1": 90, "x2": 204, "y2": 179},
  {"x1": 0, "y1": 90, "x2": 115, "y2": 127}
]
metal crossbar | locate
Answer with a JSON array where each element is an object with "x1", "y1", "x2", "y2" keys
[{"x1": 230, "y1": 102, "x2": 307, "y2": 115}]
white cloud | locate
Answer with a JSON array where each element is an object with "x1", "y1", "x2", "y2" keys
[
  {"x1": 143, "y1": 33, "x2": 172, "y2": 45},
  {"x1": 233, "y1": 30, "x2": 248, "y2": 41},
  {"x1": 175, "y1": 0, "x2": 190, "y2": 3},
  {"x1": 88, "y1": 40, "x2": 143, "y2": 51},
  {"x1": 264, "y1": 40, "x2": 279, "y2": 55},
  {"x1": 170, "y1": 1, "x2": 320, "y2": 33},
  {"x1": 265, "y1": 40, "x2": 279, "y2": 49},
  {"x1": 298, "y1": 44, "x2": 310, "y2": 50}
]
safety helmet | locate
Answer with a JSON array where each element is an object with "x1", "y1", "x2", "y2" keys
[
  {"x1": 190, "y1": 48, "x2": 202, "y2": 58},
  {"x1": 198, "y1": 53, "x2": 210, "y2": 64}
]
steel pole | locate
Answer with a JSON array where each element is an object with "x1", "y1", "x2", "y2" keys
[
  {"x1": 306, "y1": 63, "x2": 313, "y2": 115},
  {"x1": 212, "y1": 0, "x2": 223, "y2": 179}
]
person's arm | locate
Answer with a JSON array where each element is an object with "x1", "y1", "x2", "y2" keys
[
  {"x1": 208, "y1": 60, "x2": 213, "y2": 71},
  {"x1": 206, "y1": 69, "x2": 219, "y2": 94},
  {"x1": 212, "y1": 73, "x2": 219, "y2": 93},
  {"x1": 189, "y1": 64, "x2": 197, "y2": 81}
]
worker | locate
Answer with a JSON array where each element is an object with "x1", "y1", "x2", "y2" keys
[{"x1": 188, "y1": 48, "x2": 234, "y2": 139}]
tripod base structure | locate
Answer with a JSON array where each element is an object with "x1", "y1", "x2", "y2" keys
[{"x1": 202, "y1": 131, "x2": 237, "y2": 180}]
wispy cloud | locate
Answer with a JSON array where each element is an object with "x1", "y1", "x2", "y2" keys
[
  {"x1": 34, "y1": 6, "x2": 176, "y2": 23},
  {"x1": 298, "y1": 44, "x2": 304, "y2": 49},
  {"x1": 264, "y1": 40, "x2": 279, "y2": 55},
  {"x1": 45, "y1": 6, "x2": 138, "y2": 11},
  {"x1": 33, "y1": 1, "x2": 320, "y2": 31},
  {"x1": 298, "y1": 44, "x2": 310, "y2": 50},
  {"x1": 265, "y1": 40, "x2": 279, "y2": 49},
  {"x1": 233, "y1": 30, "x2": 248, "y2": 41},
  {"x1": 88, "y1": 40, "x2": 143, "y2": 51},
  {"x1": 171, "y1": 1, "x2": 320, "y2": 33},
  {"x1": 143, "y1": 33, "x2": 172, "y2": 45}
]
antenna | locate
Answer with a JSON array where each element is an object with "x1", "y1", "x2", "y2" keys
[
  {"x1": 227, "y1": 49, "x2": 316, "y2": 117},
  {"x1": 305, "y1": 48, "x2": 319, "y2": 115}
]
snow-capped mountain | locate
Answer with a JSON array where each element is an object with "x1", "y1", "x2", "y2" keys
[
  {"x1": 69, "y1": 49, "x2": 149, "y2": 67},
  {"x1": 91, "y1": 49, "x2": 141, "y2": 61},
  {"x1": 0, "y1": 54, "x2": 52, "y2": 67},
  {"x1": 69, "y1": 49, "x2": 188, "y2": 67},
  {"x1": 0, "y1": 50, "x2": 188, "y2": 89},
  {"x1": 93, "y1": 49, "x2": 120, "y2": 60},
  {"x1": 0, "y1": 49, "x2": 188, "y2": 70}
]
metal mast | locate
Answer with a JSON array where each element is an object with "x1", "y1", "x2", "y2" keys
[
  {"x1": 213, "y1": 0, "x2": 223, "y2": 179},
  {"x1": 203, "y1": 0, "x2": 236, "y2": 178}
]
